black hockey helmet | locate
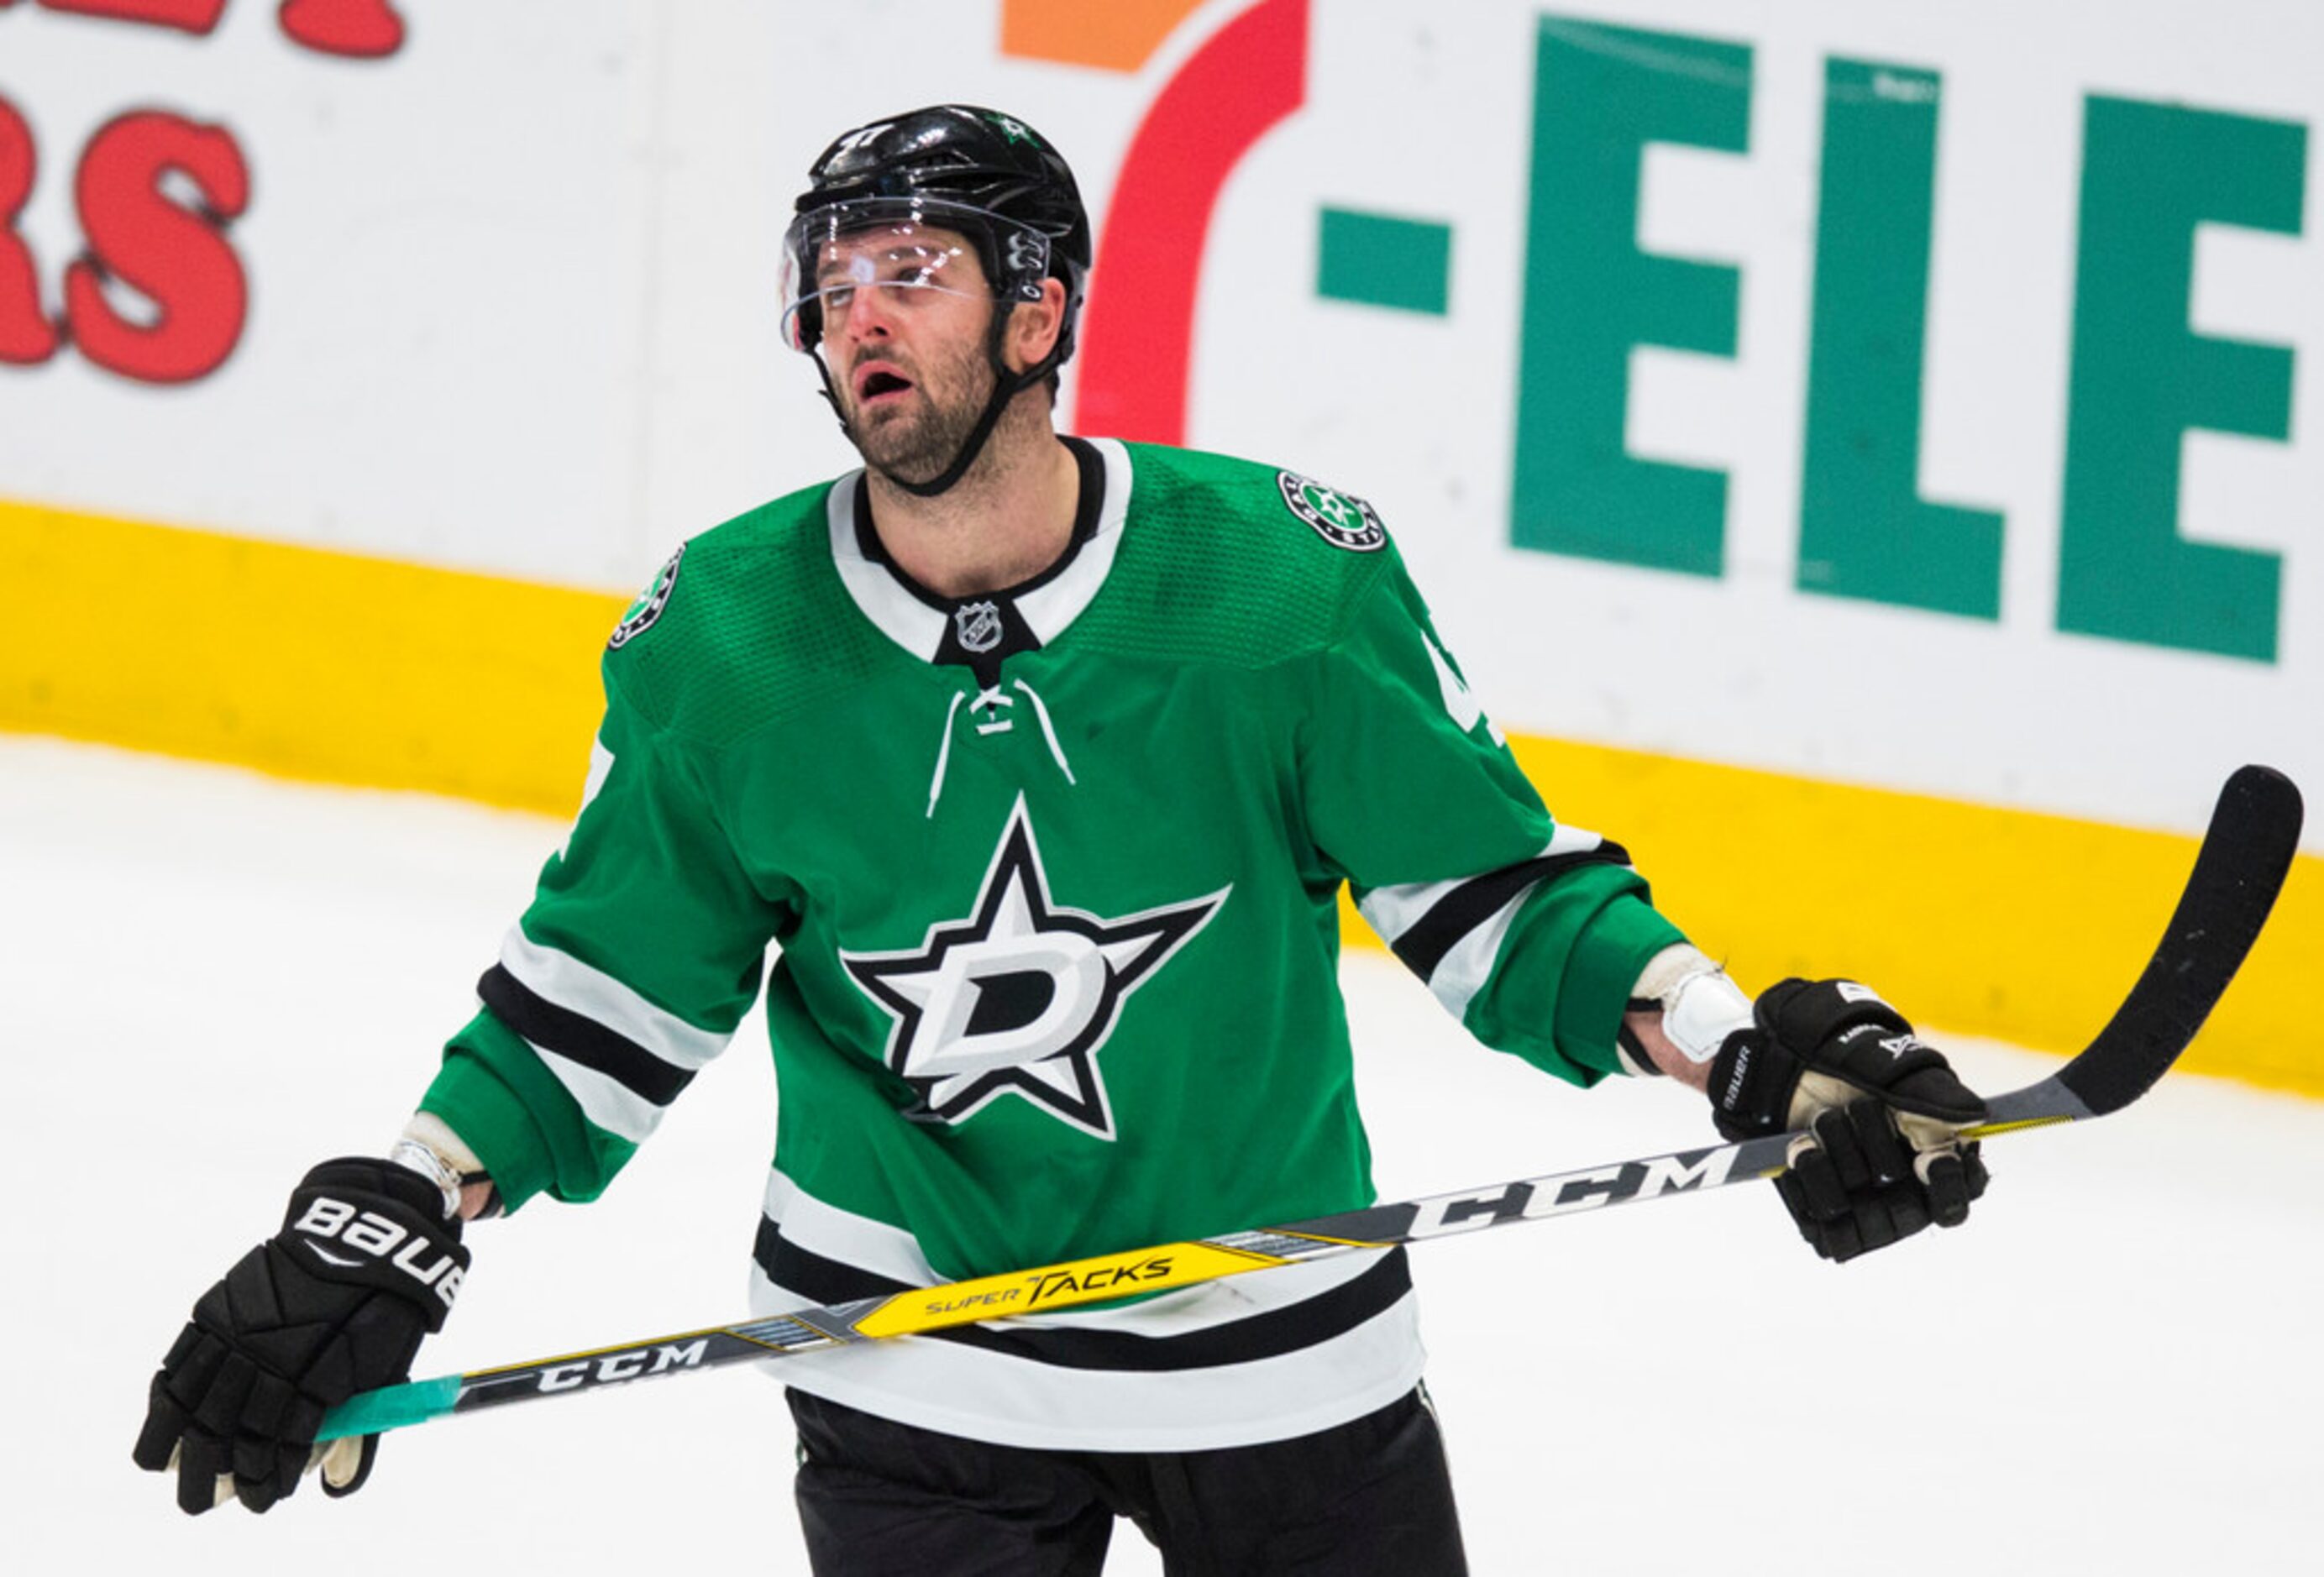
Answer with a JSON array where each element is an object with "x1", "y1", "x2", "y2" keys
[{"x1": 782, "y1": 104, "x2": 1092, "y2": 365}]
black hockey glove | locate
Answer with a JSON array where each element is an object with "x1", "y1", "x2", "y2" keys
[
  {"x1": 133, "y1": 1157, "x2": 468, "y2": 1513},
  {"x1": 1708, "y1": 978, "x2": 1990, "y2": 1263}
]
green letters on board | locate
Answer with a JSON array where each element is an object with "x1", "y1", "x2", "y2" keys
[
  {"x1": 2059, "y1": 97, "x2": 2305, "y2": 663},
  {"x1": 1799, "y1": 60, "x2": 2004, "y2": 619},
  {"x1": 1512, "y1": 18, "x2": 1750, "y2": 578}
]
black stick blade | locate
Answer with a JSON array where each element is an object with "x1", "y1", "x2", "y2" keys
[{"x1": 2059, "y1": 765, "x2": 2303, "y2": 1117}]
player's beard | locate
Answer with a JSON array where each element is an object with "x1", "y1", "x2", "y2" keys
[{"x1": 843, "y1": 333, "x2": 999, "y2": 489}]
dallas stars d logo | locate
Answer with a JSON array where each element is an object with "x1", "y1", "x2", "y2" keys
[{"x1": 841, "y1": 798, "x2": 1228, "y2": 1140}]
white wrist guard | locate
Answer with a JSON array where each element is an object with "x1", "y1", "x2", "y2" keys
[
  {"x1": 1632, "y1": 944, "x2": 1755, "y2": 1066},
  {"x1": 391, "y1": 1113, "x2": 491, "y2": 1220}
]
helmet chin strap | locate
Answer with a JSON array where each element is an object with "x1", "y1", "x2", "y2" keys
[{"x1": 817, "y1": 303, "x2": 1057, "y2": 500}]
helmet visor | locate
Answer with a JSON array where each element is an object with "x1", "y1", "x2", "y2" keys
[{"x1": 779, "y1": 196, "x2": 1052, "y2": 354}]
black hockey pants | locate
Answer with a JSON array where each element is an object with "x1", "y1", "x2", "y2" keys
[{"x1": 787, "y1": 1386, "x2": 1468, "y2": 1575}]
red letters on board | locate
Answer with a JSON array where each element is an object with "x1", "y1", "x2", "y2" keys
[
  {"x1": 2, "y1": 0, "x2": 404, "y2": 385},
  {"x1": 277, "y1": 0, "x2": 406, "y2": 59},
  {"x1": 0, "y1": 97, "x2": 64, "y2": 364},
  {"x1": 35, "y1": 0, "x2": 227, "y2": 36},
  {"x1": 66, "y1": 111, "x2": 252, "y2": 383}
]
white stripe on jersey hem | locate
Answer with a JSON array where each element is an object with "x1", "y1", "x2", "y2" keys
[
  {"x1": 498, "y1": 927, "x2": 728, "y2": 1071},
  {"x1": 1356, "y1": 823, "x2": 1608, "y2": 946},
  {"x1": 529, "y1": 1043, "x2": 665, "y2": 1145},
  {"x1": 762, "y1": 1167, "x2": 937, "y2": 1286},
  {"x1": 749, "y1": 1263, "x2": 1428, "y2": 1453},
  {"x1": 760, "y1": 1166, "x2": 1393, "y2": 1336}
]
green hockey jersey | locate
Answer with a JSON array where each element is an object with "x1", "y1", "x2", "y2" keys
[{"x1": 419, "y1": 437, "x2": 1687, "y2": 1450}]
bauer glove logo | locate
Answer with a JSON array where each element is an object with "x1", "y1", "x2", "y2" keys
[{"x1": 292, "y1": 1196, "x2": 466, "y2": 1311}]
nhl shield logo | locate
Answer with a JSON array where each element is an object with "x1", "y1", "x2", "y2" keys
[
  {"x1": 954, "y1": 600, "x2": 1005, "y2": 653},
  {"x1": 1277, "y1": 471, "x2": 1386, "y2": 553}
]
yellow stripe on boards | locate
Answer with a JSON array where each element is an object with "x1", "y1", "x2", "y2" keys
[
  {"x1": 1495, "y1": 737, "x2": 2322, "y2": 1103},
  {"x1": 6, "y1": 500, "x2": 2316, "y2": 1100},
  {"x1": 1, "y1": 498, "x2": 622, "y2": 815}
]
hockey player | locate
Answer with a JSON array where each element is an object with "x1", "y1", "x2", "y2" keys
[{"x1": 134, "y1": 106, "x2": 1991, "y2": 1572}]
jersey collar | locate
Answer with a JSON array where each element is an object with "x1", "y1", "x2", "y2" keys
[{"x1": 826, "y1": 436, "x2": 1132, "y2": 675}]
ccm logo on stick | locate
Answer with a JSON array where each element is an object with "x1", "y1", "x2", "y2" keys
[
  {"x1": 538, "y1": 1342, "x2": 710, "y2": 1393},
  {"x1": 1405, "y1": 1150, "x2": 1739, "y2": 1239},
  {"x1": 292, "y1": 1196, "x2": 464, "y2": 1309}
]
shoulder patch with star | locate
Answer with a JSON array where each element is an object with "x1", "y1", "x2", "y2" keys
[
  {"x1": 609, "y1": 544, "x2": 685, "y2": 650},
  {"x1": 1276, "y1": 470, "x2": 1387, "y2": 553}
]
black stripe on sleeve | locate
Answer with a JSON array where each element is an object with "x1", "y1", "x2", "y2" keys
[
  {"x1": 753, "y1": 1218, "x2": 1412, "y2": 1373},
  {"x1": 1386, "y1": 842, "x2": 1634, "y2": 984},
  {"x1": 478, "y1": 964, "x2": 696, "y2": 1107}
]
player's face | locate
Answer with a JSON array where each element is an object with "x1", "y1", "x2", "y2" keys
[{"x1": 812, "y1": 223, "x2": 999, "y2": 484}]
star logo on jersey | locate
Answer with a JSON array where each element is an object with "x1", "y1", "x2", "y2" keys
[
  {"x1": 841, "y1": 798, "x2": 1229, "y2": 1140},
  {"x1": 1277, "y1": 470, "x2": 1387, "y2": 552}
]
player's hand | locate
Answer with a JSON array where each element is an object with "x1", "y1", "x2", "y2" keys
[
  {"x1": 133, "y1": 1158, "x2": 469, "y2": 1512},
  {"x1": 1707, "y1": 978, "x2": 1989, "y2": 1261}
]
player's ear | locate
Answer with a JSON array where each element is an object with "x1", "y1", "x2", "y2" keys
[{"x1": 1005, "y1": 278, "x2": 1068, "y2": 375}]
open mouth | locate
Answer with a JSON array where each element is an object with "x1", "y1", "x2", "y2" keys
[{"x1": 853, "y1": 364, "x2": 915, "y2": 406}]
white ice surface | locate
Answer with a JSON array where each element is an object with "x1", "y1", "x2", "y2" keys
[{"x1": 5, "y1": 734, "x2": 2321, "y2": 1574}]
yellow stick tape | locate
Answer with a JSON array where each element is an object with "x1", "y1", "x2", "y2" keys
[
  {"x1": 8, "y1": 500, "x2": 2317, "y2": 1098},
  {"x1": 851, "y1": 1240, "x2": 1288, "y2": 1339}
]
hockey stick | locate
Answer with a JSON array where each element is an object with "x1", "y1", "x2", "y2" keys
[{"x1": 318, "y1": 763, "x2": 2303, "y2": 1443}]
